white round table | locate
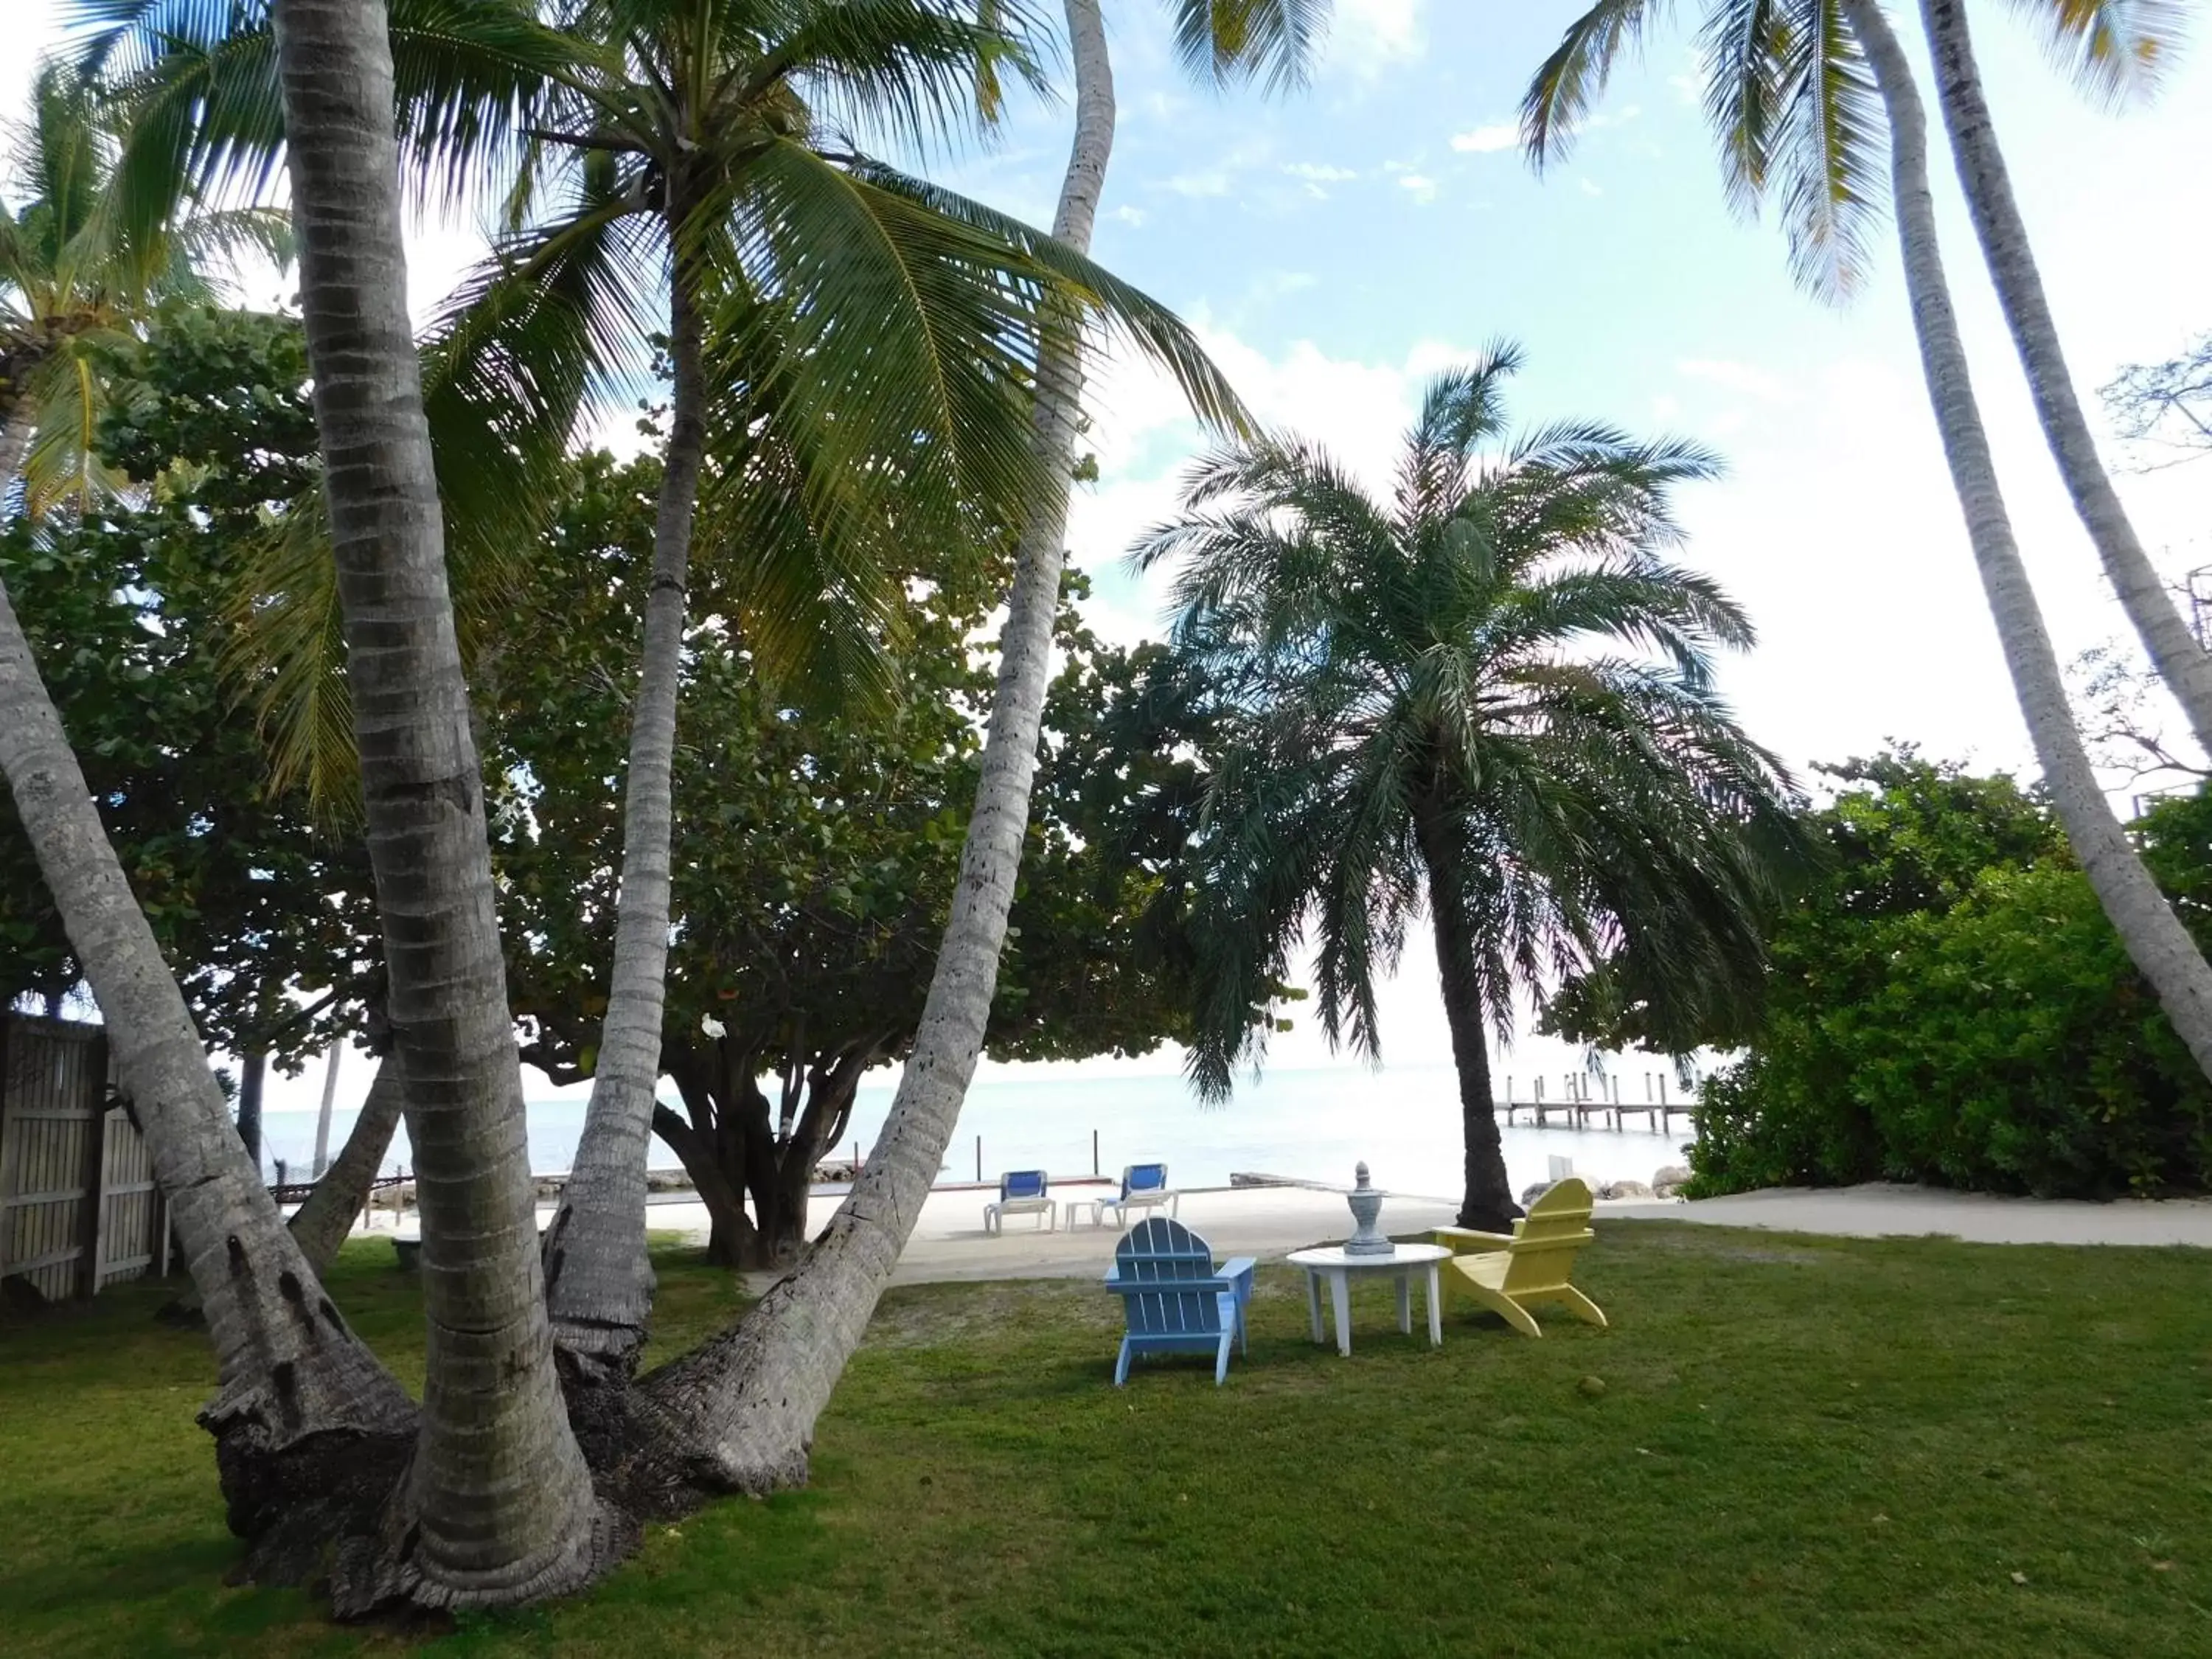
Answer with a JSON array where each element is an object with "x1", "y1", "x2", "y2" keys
[{"x1": 1285, "y1": 1242, "x2": 1453, "y2": 1356}]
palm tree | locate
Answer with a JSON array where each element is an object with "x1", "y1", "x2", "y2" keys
[
  {"x1": 262, "y1": 0, "x2": 602, "y2": 1601},
  {"x1": 614, "y1": 0, "x2": 1325, "y2": 1495},
  {"x1": 86, "y1": 0, "x2": 1241, "y2": 1385},
  {"x1": 1134, "y1": 349, "x2": 1799, "y2": 1230},
  {"x1": 1913, "y1": 0, "x2": 2212, "y2": 756},
  {"x1": 1, "y1": 61, "x2": 285, "y2": 510},
  {"x1": 1520, "y1": 1, "x2": 2212, "y2": 1087}
]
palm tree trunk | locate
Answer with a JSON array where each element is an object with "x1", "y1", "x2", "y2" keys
[
  {"x1": 311, "y1": 1041, "x2": 342, "y2": 1177},
  {"x1": 269, "y1": 0, "x2": 599, "y2": 1607},
  {"x1": 1841, "y1": 0, "x2": 2212, "y2": 1080},
  {"x1": 236, "y1": 1046, "x2": 268, "y2": 1175},
  {"x1": 0, "y1": 571, "x2": 420, "y2": 1579},
  {"x1": 1917, "y1": 0, "x2": 2212, "y2": 756},
  {"x1": 1413, "y1": 804, "x2": 1519, "y2": 1231},
  {"x1": 289, "y1": 1052, "x2": 406, "y2": 1276},
  {"x1": 0, "y1": 398, "x2": 35, "y2": 493},
  {"x1": 632, "y1": 0, "x2": 1118, "y2": 1492},
  {"x1": 542, "y1": 243, "x2": 710, "y2": 1384}
]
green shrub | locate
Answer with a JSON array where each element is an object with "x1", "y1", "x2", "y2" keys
[{"x1": 1687, "y1": 756, "x2": 2212, "y2": 1200}]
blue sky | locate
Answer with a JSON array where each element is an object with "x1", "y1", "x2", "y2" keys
[{"x1": 13, "y1": 1, "x2": 2212, "y2": 1110}]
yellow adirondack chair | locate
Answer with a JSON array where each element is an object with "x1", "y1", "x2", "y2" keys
[{"x1": 1429, "y1": 1178, "x2": 1607, "y2": 1338}]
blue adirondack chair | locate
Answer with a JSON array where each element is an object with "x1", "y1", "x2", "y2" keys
[{"x1": 1102, "y1": 1217, "x2": 1256, "y2": 1385}]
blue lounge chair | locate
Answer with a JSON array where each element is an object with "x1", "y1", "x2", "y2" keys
[
  {"x1": 1102, "y1": 1217, "x2": 1256, "y2": 1385},
  {"x1": 984, "y1": 1169, "x2": 1054, "y2": 1234},
  {"x1": 1096, "y1": 1161, "x2": 1178, "y2": 1228}
]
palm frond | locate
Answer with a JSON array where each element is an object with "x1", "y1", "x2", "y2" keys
[
  {"x1": 1770, "y1": 0, "x2": 1885, "y2": 302},
  {"x1": 1150, "y1": 354, "x2": 1795, "y2": 1085},
  {"x1": 1521, "y1": 0, "x2": 1671, "y2": 167},
  {"x1": 2014, "y1": 0, "x2": 2187, "y2": 105},
  {"x1": 1168, "y1": 0, "x2": 1332, "y2": 94},
  {"x1": 749, "y1": 0, "x2": 1052, "y2": 159},
  {"x1": 838, "y1": 157, "x2": 1251, "y2": 437}
]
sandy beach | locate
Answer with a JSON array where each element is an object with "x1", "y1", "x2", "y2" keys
[{"x1": 348, "y1": 1177, "x2": 2212, "y2": 1294}]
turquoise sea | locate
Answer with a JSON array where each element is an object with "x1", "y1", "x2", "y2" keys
[{"x1": 258, "y1": 1062, "x2": 1698, "y2": 1200}]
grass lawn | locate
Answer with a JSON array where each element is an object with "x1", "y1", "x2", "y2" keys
[{"x1": 2, "y1": 1224, "x2": 2208, "y2": 1658}]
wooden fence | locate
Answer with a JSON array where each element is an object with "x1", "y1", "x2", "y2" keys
[{"x1": 0, "y1": 1015, "x2": 167, "y2": 1305}]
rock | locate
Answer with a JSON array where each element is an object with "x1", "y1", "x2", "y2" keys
[
  {"x1": 1652, "y1": 1164, "x2": 1692, "y2": 1188},
  {"x1": 1520, "y1": 1180, "x2": 1556, "y2": 1208},
  {"x1": 1600, "y1": 1179, "x2": 1653, "y2": 1200}
]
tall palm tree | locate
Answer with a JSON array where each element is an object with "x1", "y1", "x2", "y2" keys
[
  {"x1": 1, "y1": 60, "x2": 285, "y2": 510},
  {"x1": 1520, "y1": 1, "x2": 2212, "y2": 1085},
  {"x1": 1914, "y1": 0, "x2": 2212, "y2": 755},
  {"x1": 85, "y1": 0, "x2": 1242, "y2": 1383},
  {"x1": 616, "y1": 0, "x2": 1322, "y2": 1496},
  {"x1": 264, "y1": 0, "x2": 602, "y2": 1601},
  {"x1": 1134, "y1": 349, "x2": 1799, "y2": 1230}
]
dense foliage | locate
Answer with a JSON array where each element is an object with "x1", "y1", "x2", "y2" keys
[
  {"x1": 1691, "y1": 753, "x2": 2212, "y2": 1199},
  {"x1": 0, "y1": 302, "x2": 377, "y2": 1066},
  {"x1": 482, "y1": 453, "x2": 1203, "y2": 1262},
  {"x1": 1135, "y1": 347, "x2": 1800, "y2": 1228}
]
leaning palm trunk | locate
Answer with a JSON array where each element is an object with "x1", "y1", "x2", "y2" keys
[
  {"x1": 289, "y1": 1053, "x2": 406, "y2": 1276},
  {"x1": 1917, "y1": 0, "x2": 2212, "y2": 757},
  {"x1": 543, "y1": 240, "x2": 711, "y2": 1383},
  {"x1": 1841, "y1": 0, "x2": 2212, "y2": 1079},
  {"x1": 0, "y1": 574, "x2": 419, "y2": 1579},
  {"x1": 1413, "y1": 804, "x2": 1517, "y2": 1231},
  {"x1": 269, "y1": 0, "x2": 599, "y2": 1607},
  {"x1": 633, "y1": 0, "x2": 1117, "y2": 1489}
]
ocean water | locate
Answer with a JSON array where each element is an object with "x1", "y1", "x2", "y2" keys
[{"x1": 256, "y1": 1062, "x2": 1697, "y2": 1200}]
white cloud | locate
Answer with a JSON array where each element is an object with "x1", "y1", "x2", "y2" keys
[
  {"x1": 1579, "y1": 177, "x2": 1604, "y2": 197},
  {"x1": 1450, "y1": 123, "x2": 1520, "y2": 155},
  {"x1": 1284, "y1": 162, "x2": 1360, "y2": 182},
  {"x1": 1110, "y1": 204, "x2": 1148, "y2": 229},
  {"x1": 1399, "y1": 173, "x2": 1439, "y2": 204},
  {"x1": 1329, "y1": 0, "x2": 1424, "y2": 76},
  {"x1": 1675, "y1": 358, "x2": 1795, "y2": 403},
  {"x1": 1163, "y1": 170, "x2": 1232, "y2": 198}
]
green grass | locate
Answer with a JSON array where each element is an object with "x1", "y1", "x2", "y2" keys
[{"x1": 3, "y1": 1225, "x2": 2209, "y2": 1658}]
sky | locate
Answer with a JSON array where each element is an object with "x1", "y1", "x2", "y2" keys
[{"x1": 11, "y1": 2, "x2": 2212, "y2": 1119}]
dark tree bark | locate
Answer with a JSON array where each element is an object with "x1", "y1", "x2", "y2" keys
[
  {"x1": 658, "y1": 1038, "x2": 876, "y2": 1270},
  {"x1": 1414, "y1": 798, "x2": 1520, "y2": 1234},
  {"x1": 237, "y1": 1048, "x2": 267, "y2": 1174}
]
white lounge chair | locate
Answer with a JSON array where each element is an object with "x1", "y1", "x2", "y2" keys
[
  {"x1": 984, "y1": 1169, "x2": 1055, "y2": 1234},
  {"x1": 1094, "y1": 1162, "x2": 1177, "y2": 1228}
]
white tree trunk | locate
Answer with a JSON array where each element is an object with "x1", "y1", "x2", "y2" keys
[
  {"x1": 541, "y1": 247, "x2": 709, "y2": 1383},
  {"x1": 636, "y1": 0, "x2": 1118, "y2": 1487},
  {"x1": 311, "y1": 1041, "x2": 342, "y2": 1178},
  {"x1": 1917, "y1": 0, "x2": 2212, "y2": 757},
  {"x1": 269, "y1": 0, "x2": 599, "y2": 1607},
  {"x1": 291, "y1": 1051, "x2": 405, "y2": 1276},
  {"x1": 1842, "y1": 0, "x2": 2212, "y2": 1080}
]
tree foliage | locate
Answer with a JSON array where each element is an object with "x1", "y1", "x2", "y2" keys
[
  {"x1": 484, "y1": 453, "x2": 1197, "y2": 1262},
  {"x1": 1134, "y1": 345, "x2": 1800, "y2": 1225},
  {"x1": 1692, "y1": 751, "x2": 2212, "y2": 1199},
  {"x1": 2101, "y1": 330, "x2": 2212, "y2": 467},
  {"x1": 0, "y1": 301, "x2": 376, "y2": 1067}
]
